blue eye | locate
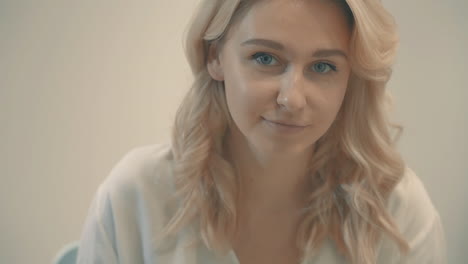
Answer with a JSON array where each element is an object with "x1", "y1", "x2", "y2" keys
[
  {"x1": 252, "y1": 52, "x2": 279, "y2": 66},
  {"x1": 312, "y1": 62, "x2": 337, "y2": 73}
]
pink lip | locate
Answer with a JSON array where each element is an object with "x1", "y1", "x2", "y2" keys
[
  {"x1": 262, "y1": 117, "x2": 309, "y2": 133},
  {"x1": 262, "y1": 117, "x2": 308, "y2": 127}
]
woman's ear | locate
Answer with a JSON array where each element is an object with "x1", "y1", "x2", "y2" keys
[{"x1": 206, "y1": 44, "x2": 224, "y2": 81}]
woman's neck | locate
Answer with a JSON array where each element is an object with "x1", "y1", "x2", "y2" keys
[{"x1": 226, "y1": 127, "x2": 314, "y2": 214}]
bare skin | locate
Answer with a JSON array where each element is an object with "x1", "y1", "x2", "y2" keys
[
  {"x1": 231, "y1": 205, "x2": 303, "y2": 264},
  {"x1": 226, "y1": 122, "x2": 309, "y2": 263},
  {"x1": 207, "y1": 0, "x2": 352, "y2": 262}
]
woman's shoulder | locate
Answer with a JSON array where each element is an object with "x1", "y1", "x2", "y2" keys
[
  {"x1": 100, "y1": 143, "x2": 176, "y2": 200},
  {"x1": 90, "y1": 143, "x2": 179, "y2": 229},
  {"x1": 77, "y1": 144, "x2": 188, "y2": 263},
  {"x1": 381, "y1": 167, "x2": 446, "y2": 262},
  {"x1": 387, "y1": 167, "x2": 439, "y2": 229}
]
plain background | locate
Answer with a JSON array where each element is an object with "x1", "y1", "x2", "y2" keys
[{"x1": 1, "y1": 0, "x2": 466, "y2": 263}]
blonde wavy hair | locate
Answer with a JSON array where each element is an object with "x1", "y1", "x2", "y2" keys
[{"x1": 166, "y1": 0, "x2": 410, "y2": 263}]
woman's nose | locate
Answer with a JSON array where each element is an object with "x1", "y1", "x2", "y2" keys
[{"x1": 276, "y1": 67, "x2": 307, "y2": 112}]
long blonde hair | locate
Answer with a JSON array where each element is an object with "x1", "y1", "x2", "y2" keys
[{"x1": 166, "y1": 0, "x2": 410, "y2": 263}]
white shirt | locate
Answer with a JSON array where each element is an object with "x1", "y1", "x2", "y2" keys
[{"x1": 77, "y1": 144, "x2": 446, "y2": 264}]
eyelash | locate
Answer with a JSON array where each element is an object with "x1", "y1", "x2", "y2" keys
[{"x1": 250, "y1": 52, "x2": 338, "y2": 73}]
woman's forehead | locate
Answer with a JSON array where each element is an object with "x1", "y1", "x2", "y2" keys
[{"x1": 227, "y1": 0, "x2": 351, "y2": 53}]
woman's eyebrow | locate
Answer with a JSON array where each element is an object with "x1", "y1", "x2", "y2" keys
[
  {"x1": 313, "y1": 49, "x2": 348, "y2": 59},
  {"x1": 241, "y1": 38, "x2": 284, "y2": 50},
  {"x1": 241, "y1": 38, "x2": 348, "y2": 59}
]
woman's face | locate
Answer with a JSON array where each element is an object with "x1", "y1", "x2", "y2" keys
[{"x1": 208, "y1": 0, "x2": 352, "y2": 155}]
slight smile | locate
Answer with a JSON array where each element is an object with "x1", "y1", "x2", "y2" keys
[{"x1": 261, "y1": 117, "x2": 310, "y2": 133}]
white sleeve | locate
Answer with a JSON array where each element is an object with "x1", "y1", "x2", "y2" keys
[
  {"x1": 385, "y1": 169, "x2": 448, "y2": 264},
  {"x1": 399, "y1": 212, "x2": 447, "y2": 264},
  {"x1": 76, "y1": 184, "x2": 119, "y2": 264}
]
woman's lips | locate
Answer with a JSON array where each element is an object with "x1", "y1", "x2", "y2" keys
[{"x1": 262, "y1": 117, "x2": 309, "y2": 133}]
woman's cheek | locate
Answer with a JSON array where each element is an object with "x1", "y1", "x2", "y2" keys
[{"x1": 249, "y1": 77, "x2": 279, "y2": 103}]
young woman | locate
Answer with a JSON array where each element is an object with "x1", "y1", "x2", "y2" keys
[{"x1": 77, "y1": 0, "x2": 446, "y2": 263}]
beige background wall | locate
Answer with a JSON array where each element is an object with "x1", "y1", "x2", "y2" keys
[{"x1": 0, "y1": 0, "x2": 466, "y2": 263}]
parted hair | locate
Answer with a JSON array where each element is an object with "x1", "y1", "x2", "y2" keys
[{"x1": 165, "y1": 0, "x2": 410, "y2": 263}]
